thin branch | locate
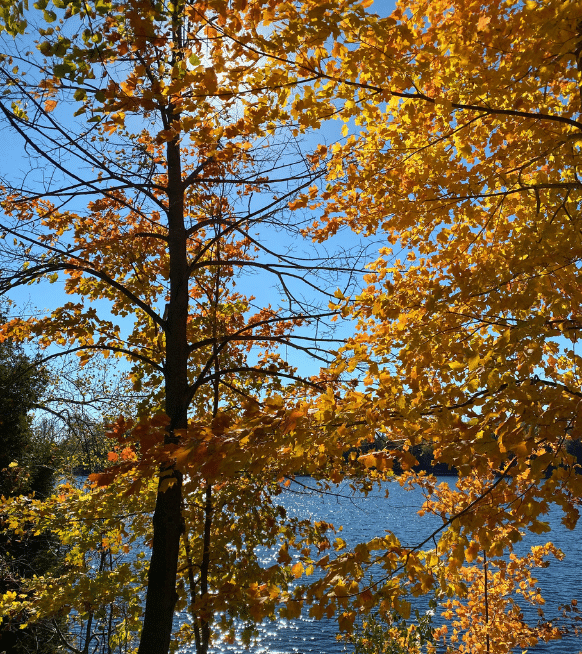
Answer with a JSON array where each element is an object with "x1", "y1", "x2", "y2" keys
[
  {"x1": 199, "y1": 367, "x2": 325, "y2": 390},
  {"x1": 34, "y1": 345, "x2": 163, "y2": 372}
]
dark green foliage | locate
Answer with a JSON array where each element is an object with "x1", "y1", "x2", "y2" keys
[
  {"x1": 0, "y1": 330, "x2": 62, "y2": 653},
  {"x1": 410, "y1": 443, "x2": 457, "y2": 476},
  {"x1": 565, "y1": 438, "x2": 582, "y2": 468},
  {"x1": 0, "y1": 338, "x2": 48, "y2": 498}
]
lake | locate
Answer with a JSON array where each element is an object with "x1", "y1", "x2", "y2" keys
[{"x1": 181, "y1": 476, "x2": 582, "y2": 654}]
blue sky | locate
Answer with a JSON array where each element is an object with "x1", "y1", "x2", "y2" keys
[{"x1": 0, "y1": 0, "x2": 404, "y2": 395}]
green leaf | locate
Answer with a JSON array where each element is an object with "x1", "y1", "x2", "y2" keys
[
  {"x1": 38, "y1": 41, "x2": 52, "y2": 55},
  {"x1": 53, "y1": 61, "x2": 75, "y2": 78}
]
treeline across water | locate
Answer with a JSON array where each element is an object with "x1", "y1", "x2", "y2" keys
[{"x1": 351, "y1": 436, "x2": 582, "y2": 477}]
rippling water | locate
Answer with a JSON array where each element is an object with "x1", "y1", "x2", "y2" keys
[{"x1": 177, "y1": 477, "x2": 582, "y2": 654}]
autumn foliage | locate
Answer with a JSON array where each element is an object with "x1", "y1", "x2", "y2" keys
[
  {"x1": 0, "y1": 0, "x2": 582, "y2": 652},
  {"x1": 308, "y1": 0, "x2": 582, "y2": 649}
]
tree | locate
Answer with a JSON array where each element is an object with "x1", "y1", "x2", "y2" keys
[
  {"x1": 278, "y1": 0, "x2": 582, "y2": 649},
  {"x1": 4, "y1": 0, "x2": 579, "y2": 651},
  {"x1": 0, "y1": 1, "x2": 373, "y2": 652},
  {"x1": 0, "y1": 332, "x2": 48, "y2": 498},
  {"x1": 0, "y1": 330, "x2": 64, "y2": 653}
]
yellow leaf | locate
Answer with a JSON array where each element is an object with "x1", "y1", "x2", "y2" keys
[
  {"x1": 291, "y1": 562, "x2": 304, "y2": 578},
  {"x1": 465, "y1": 541, "x2": 479, "y2": 562},
  {"x1": 395, "y1": 598, "x2": 411, "y2": 620},
  {"x1": 468, "y1": 353, "x2": 480, "y2": 371}
]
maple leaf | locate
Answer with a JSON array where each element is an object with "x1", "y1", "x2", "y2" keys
[{"x1": 477, "y1": 14, "x2": 491, "y2": 31}]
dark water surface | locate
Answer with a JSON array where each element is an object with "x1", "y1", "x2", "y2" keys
[{"x1": 177, "y1": 476, "x2": 581, "y2": 654}]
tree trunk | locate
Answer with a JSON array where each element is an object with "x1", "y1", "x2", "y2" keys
[{"x1": 138, "y1": 137, "x2": 188, "y2": 654}]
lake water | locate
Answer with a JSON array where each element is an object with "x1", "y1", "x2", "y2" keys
[{"x1": 182, "y1": 476, "x2": 582, "y2": 654}]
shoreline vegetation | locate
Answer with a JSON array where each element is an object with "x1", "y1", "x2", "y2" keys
[
  {"x1": 345, "y1": 437, "x2": 582, "y2": 479},
  {"x1": 70, "y1": 436, "x2": 582, "y2": 479}
]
